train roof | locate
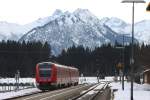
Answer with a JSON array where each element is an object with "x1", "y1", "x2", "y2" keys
[{"x1": 37, "y1": 62, "x2": 78, "y2": 70}]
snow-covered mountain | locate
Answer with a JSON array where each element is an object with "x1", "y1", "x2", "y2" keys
[
  {"x1": 100, "y1": 17, "x2": 129, "y2": 34},
  {"x1": 20, "y1": 9, "x2": 131, "y2": 55},
  {"x1": 131, "y1": 20, "x2": 150, "y2": 44},
  {"x1": 1, "y1": 9, "x2": 150, "y2": 55},
  {"x1": 103, "y1": 18, "x2": 150, "y2": 44},
  {"x1": 0, "y1": 10, "x2": 63, "y2": 41},
  {"x1": 0, "y1": 21, "x2": 44, "y2": 41},
  {"x1": 0, "y1": 21, "x2": 24, "y2": 40}
]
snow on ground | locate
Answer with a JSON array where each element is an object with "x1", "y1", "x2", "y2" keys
[
  {"x1": 110, "y1": 82, "x2": 150, "y2": 100},
  {"x1": 0, "y1": 77, "x2": 150, "y2": 100},
  {"x1": 79, "y1": 77, "x2": 98, "y2": 84},
  {"x1": 79, "y1": 76, "x2": 114, "y2": 84},
  {"x1": 0, "y1": 88, "x2": 40, "y2": 100},
  {"x1": 0, "y1": 77, "x2": 108, "y2": 99},
  {"x1": 0, "y1": 78, "x2": 39, "y2": 99},
  {"x1": 0, "y1": 78, "x2": 35, "y2": 84}
]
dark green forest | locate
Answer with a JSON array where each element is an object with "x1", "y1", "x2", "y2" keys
[
  {"x1": 0, "y1": 40, "x2": 150, "y2": 78},
  {"x1": 0, "y1": 40, "x2": 50, "y2": 77}
]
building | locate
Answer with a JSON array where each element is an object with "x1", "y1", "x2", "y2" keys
[{"x1": 143, "y1": 69, "x2": 150, "y2": 84}]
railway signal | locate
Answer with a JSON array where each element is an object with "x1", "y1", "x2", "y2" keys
[
  {"x1": 117, "y1": 62, "x2": 124, "y2": 69},
  {"x1": 117, "y1": 62, "x2": 124, "y2": 84}
]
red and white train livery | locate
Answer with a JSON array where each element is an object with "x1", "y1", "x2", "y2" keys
[{"x1": 35, "y1": 62, "x2": 79, "y2": 90}]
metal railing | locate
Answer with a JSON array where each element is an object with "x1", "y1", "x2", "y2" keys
[{"x1": 0, "y1": 82, "x2": 35, "y2": 92}]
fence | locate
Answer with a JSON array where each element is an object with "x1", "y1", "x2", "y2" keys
[{"x1": 0, "y1": 82, "x2": 35, "y2": 92}]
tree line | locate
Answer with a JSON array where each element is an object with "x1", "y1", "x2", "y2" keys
[
  {"x1": 54, "y1": 43, "x2": 150, "y2": 77},
  {"x1": 0, "y1": 40, "x2": 150, "y2": 78},
  {"x1": 0, "y1": 40, "x2": 50, "y2": 77},
  {"x1": 54, "y1": 44, "x2": 130, "y2": 77}
]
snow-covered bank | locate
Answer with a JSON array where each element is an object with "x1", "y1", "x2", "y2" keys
[
  {"x1": 0, "y1": 77, "x2": 111, "y2": 99},
  {"x1": 110, "y1": 82, "x2": 150, "y2": 100},
  {"x1": 0, "y1": 78, "x2": 35, "y2": 84},
  {"x1": 0, "y1": 88, "x2": 40, "y2": 99},
  {"x1": 0, "y1": 78, "x2": 36, "y2": 93},
  {"x1": 1, "y1": 77, "x2": 150, "y2": 100},
  {"x1": 79, "y1": 76, "x2": 114, "y2": 84}
]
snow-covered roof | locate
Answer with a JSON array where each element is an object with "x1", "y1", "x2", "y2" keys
[{"x1": 143, "y1": 69, "x2": 150, "y2": 73}]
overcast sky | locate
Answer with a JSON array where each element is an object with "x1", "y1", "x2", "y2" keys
[{"x1": 0, "y1": 0, "x2": 149, "y2": 25}]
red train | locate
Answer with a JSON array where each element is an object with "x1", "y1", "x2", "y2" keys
[{"x1": 35, "y1": 62, "x2": 79, "y2": 90}]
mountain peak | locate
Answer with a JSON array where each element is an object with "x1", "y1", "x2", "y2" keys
[
  {"x1": 52, "y1": 9, "x2": 63, "y2": 16},
  {"x1": 74, "y1": 8, "x2": 90, "y2": 13},
  {"x1": 73, "y1": 8, "x2": 95, "y2": 17},
  {"x1": 73, "y1": 8, "x2": 99, "y2": 25}
]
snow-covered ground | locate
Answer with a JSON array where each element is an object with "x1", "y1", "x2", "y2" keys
[
  {"x1": 0, "y1": 88, "x2": 40, "y2": 100},
  {"x1": 0, "y1": 78, "x2": 39, "y2": 99},
  {"x1": 0, "y1": 77, "x2": 150, "y2": 100},
  {"x1": 79, "y1": 76, "x2": 114, "y2": 84},
  {"x1": 0, "y1": 77, "x2": 105, "y2": 99},
  {"x1": 110, "y1": 82, "x2": 150, "y2": 100},
  {"x1": 0, "y1": 78, "x2": 35, "y2": 84}
]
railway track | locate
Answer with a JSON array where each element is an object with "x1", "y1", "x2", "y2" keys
[
  {"x1": 10, "y1": 84, "x2": 93, "y2": 100},
  {"x1": 70, "y1": 82, "x2": 109, "y2": 100},
  {"x1": 9, "y1": 82, "x2": 110, "y2": 100}
]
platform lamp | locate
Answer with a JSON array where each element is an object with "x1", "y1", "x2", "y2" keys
[
  {"x1": 121, "y1": 0, "x2": 145, "y2": 100},
  {"x1": 116, "y1": 34, "x2": 130, "y2": 91}
]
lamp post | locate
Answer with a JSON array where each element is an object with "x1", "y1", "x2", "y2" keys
[
  {"x1": 121, "y1": 0, "x2": 145, "y2": 100},
  {"x1": 116, "y1": 34, "x2": 130, "y2": 90}
]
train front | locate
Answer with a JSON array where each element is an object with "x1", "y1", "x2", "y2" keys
[{"x1": 35, "y1": 62, "x2": 53, "y2": 90}]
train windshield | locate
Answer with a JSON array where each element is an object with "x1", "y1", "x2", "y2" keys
[{"x1": 39, "y1": 65, "x2": 51, "y2": 78}]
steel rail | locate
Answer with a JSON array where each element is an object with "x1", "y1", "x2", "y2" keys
[
  {"x1": 9, "y1": 84, "x2": 89, "y2": 100},
  {"x1": 70, "y1": 82, "x2": 109, "y2": 100},
  {"x1": 91, "y1": 82, "x2": 109, "y2": 100}
]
